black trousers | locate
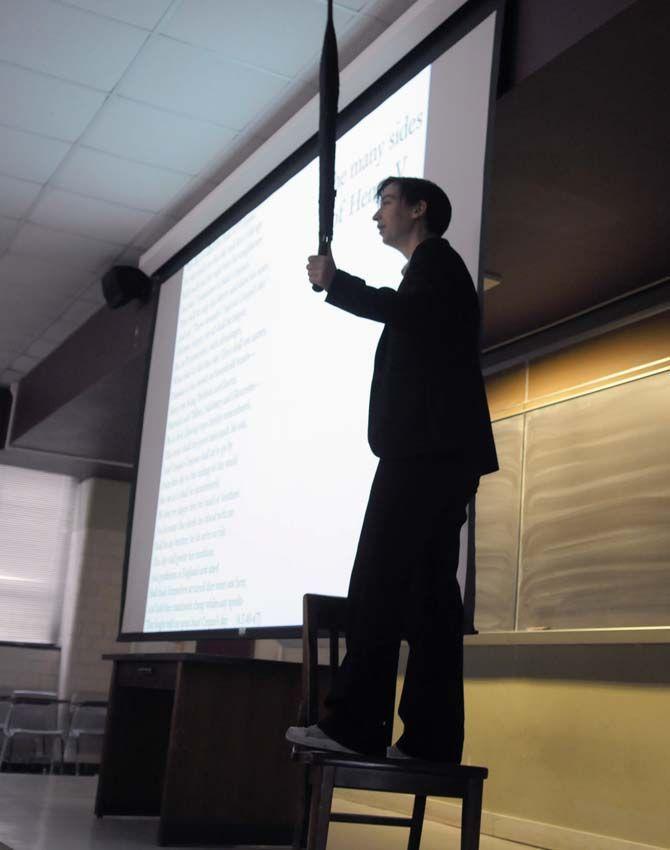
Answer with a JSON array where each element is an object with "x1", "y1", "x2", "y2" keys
[{"x1": 318, "y1": 455, "x2": 479, "y2": 760}]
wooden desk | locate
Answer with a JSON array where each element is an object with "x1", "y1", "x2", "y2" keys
[{"x1": 95, "y1": 653, "x2": 302, "y2": 846}]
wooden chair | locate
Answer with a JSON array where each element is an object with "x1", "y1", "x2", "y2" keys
[{"x1": 290, "y1": 594, "x2": 488, "y2": 850}]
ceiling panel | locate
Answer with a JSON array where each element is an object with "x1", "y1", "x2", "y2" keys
[
  {"x1": 42, "y1": 318, "x2": 83, "y2": 344},
  {"x1": 0, "y1": 174, "x2": 43, "y2": 219},
  {"x1": 77, "y1": 280, "x2": 107, "y2": 305},
  {"x1": 81, "y1": 96, "x2": 237, "y2": 174},
  {"x1": 0, "y1": 216, "x2": 20, "y2": 253},
  {"x1": 130, "y1": 212, "x2": 179, "y2": 250},
  {"x1": 0, "y1": 253, "x2": 94, "y2": 302},
  {"x1": 0, "y1": 292, "x2": 64, "y2": 335},
  {"x1": 0, "y1": 333, "x2": 30, "y2": 356},
  {"x1": 0, "y1": 0, "x2": 148, "y2": 90},
  {"x1": 10, "y1": 354, "x2": 41, "y2": 375},
  {"x1": 59, "y1": 0, "x2": 174, "y2": 30},
  {"x1": 335, "y1": 0, "x2": 368, "y2": 10},
  {"x1": 117, "y1": 35, "x2": 290, "y2": 128},
  {"x1": 60, "y1": 298, "x2": 101, "y2": 324},
  {"x1": 11, "y1": 222, "x2": 122, "y2": 271},
  {"x1": 361, "y1": 0, "x2": 416, "y2": 24},
  {"x1": 0, "y1": 125, "x2": 70, "y2": 182},
  {"x1": 159, "y1": 0, "x2": 355, "y2": 78},
  {"x1": 336, "y1": 11, "x2": 388, "y2": 71},
  {"x1": 51, "y1": 146, "x2": 192, "y2": 212},
  {"x1": 0, "y1": 64, "x2": 106, "y2": 141},
  {"x1": 27, "y1": 337, "x2": 60, "y2": 359},
  {"x1": 29, "y1": 187, "x2": 154, "y2": 244}
]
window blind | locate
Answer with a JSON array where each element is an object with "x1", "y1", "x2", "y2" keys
[{"x1": 0, "y1": 464, "x2": 76, "y2": 644}]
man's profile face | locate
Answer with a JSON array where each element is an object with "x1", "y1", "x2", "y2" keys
[{"x1": 372, "y1": 183, "x2": 417, "y2": 249}]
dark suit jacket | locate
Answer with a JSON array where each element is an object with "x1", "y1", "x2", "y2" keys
[{"x1": 325, "y1": 236, "x2": 499, "y2": 476}]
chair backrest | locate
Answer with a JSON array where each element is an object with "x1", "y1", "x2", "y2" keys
[
  {"x1": 11, "y1": 689, "x2": 57, "y2": 701},
  {"x1": 69, "y1": 703, "x2": 108, "y2": 736},
  {"x1": 6, "y1": 697, "x2": 63, "y2": 734},
  {"x1": 0, "y1": 698, "x2": 11, "y2": 729},
  {"x1": 301, "y1": 594, "x2": 348, "y2": 727},
  {"x1": 70, "y1": 691, "x2": 107, "y2": 705},
  {"x1": 300, "y1": 593, "x2": 396, "y2": 744}
]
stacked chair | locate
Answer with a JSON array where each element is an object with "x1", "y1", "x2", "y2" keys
[{"x1": 0, "y1": 690, "x2": 65, "y2": 773}]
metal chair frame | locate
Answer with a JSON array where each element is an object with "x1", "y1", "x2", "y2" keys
[
  {"x1": 0, "y1": 694, "x2": 67, "y2": 774},
  {"x1": 66, "y1": 698, "x2": 108, "y2": 775}
]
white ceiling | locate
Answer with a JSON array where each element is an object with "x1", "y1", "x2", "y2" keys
[{"x1": 0, "y1": 0, "x2": 417, "y2": 384}]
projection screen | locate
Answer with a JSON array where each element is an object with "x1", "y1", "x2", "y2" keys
[{"x1": 120, "y1": 0, "x2": 504, "y2": 639}]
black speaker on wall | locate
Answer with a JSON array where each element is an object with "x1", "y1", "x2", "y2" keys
[{"x1": 102, "y1": 265, "x2": 152, "y2": 309}]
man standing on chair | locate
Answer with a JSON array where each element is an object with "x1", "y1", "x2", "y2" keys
[{"x1": 286, "y1": 177, "x2": 498, "y2": 762}]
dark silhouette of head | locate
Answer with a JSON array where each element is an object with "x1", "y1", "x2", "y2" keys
[{"x1": 375, "y1": 177, "x2": 452, "y2": 236}]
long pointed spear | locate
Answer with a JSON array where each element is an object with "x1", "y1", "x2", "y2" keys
[{"x1": 312, "y1": 0, "x2": 339, "y2": 292}]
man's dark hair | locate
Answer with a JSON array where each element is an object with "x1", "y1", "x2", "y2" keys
[{"x1": 375, "y1": 177, "x2": 452, "y2": 236}]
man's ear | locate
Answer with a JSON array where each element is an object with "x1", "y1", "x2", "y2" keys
[{"x1": 412, "y1": 200, "x2": 427, "y2": 220}]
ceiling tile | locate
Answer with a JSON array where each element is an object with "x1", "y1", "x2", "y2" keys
[
  {"x1": 0, "y1": 174, "x2": 43, "y2": 220},
  {"x1": 30, "y1": 187, "x2": 154, "y2": 244},
  {"x1": 0, "y1": 253, "x2": 94, "y2": 303},
  {"x1": 60, "y1": 298, "x2": 101, "y2": 324},
  {"x1": 198, "y1": 131, "x2": 267, "y2": 185},
  {"x1": 336, "y1": 11, "x2": 388, "y2": 70},
  {"x1": 113, "y1": 245, "x2": 144, "y2": 267},
  {"x1": 58, "y1": 0, "x2": 174, "y2": 30},
  {"x1": 76, "y1": 280, "x2": 106, "y2": 304},
  {"x1": 0, "y1": 369, "x2": 23, "y2": 385},
  {"x1": 81, "y1": 96, "x2": 236, "y2": 175},
  {"x1": 10, "y1": 354, "x2": 40, "y2": 374},
  {"x1": 333, "y1": 0, "x2": 367, "y2": 9},
  {"x1": 159, "y1": 0, "x2": 354, "y2": 78},
  {"x1": 27, "y1": 337, "x2": 60, "y2": 358},
  {"x1": 0, "y1": 216, "x2": 20, "y2": 252},
  {"x1": 361, "y1": 0, "x2": 416, "y2": 24},
  {"x1": 117, "y1": 35, "x2": 290, "y2": 129},
  {"x1": 0, "y1": 0, "x2": 148, "y2": 90},
  {"x1": 130, "y1": 212, "x2": 178, "y2": 250},
  {"x1": 0, "y1": 295, "x2": 63, "y2": 335},
  {"x1": 0, "y1": 332, "x2": 30, "y2": 356},
  {"x1": 42, "y1": 318, "x2": 81, "y2": 344},
  {"x1": 0, "y1": 354, "x2": 16, "y2": 372},
  {"x1": 0, "y1": 125, "x2": 70, "y2": 182},
  {"x1": 161, "y1": 174, "x2": 219, "y2": 223},
  {"x1": 0, "y1": 64, "x2": 106, "y2": 141},
  {"x1": 51, "y1": 146, "x2": 192, "y2": 212},
  {"x1": 12, "y1": 222, "x2": 122, "y2": 271}
]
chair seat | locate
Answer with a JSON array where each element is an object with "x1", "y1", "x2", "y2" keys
[
  {"x1": 293, "y1": 747, "x2": 488, "y2": 800},
  {"x1": 5, "y1": 728, "x2": 64, "y2": 737},
  {"x1": 293, "y1": 747, "x2": 487, "y2": 778}
]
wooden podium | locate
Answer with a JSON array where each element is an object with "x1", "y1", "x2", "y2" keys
[{"x1": 95, "y1": 653, "x2": 303, "y2": 846}]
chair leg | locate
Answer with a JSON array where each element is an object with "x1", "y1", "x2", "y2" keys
[
  {"x1": 407, "y1": 794, "x2": 426, "y2": 850},
  {"x1": 460, "y1": 778, "x2": 483, "y2": 850},
  {"x1": 292, "y1": 764, "x2": 312, "y2": 849},
  {"x1": 307, "y1": 765, "x2": 335, "y2": 850}
]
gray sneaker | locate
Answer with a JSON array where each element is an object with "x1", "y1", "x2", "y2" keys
[{"x1": 285, "y1": 724, "x2": 358, "y2": 754}]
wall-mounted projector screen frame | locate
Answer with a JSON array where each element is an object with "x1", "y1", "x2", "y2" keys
[{"x1": 119, "y1": 0, "x2": 506, "y2": 642}]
